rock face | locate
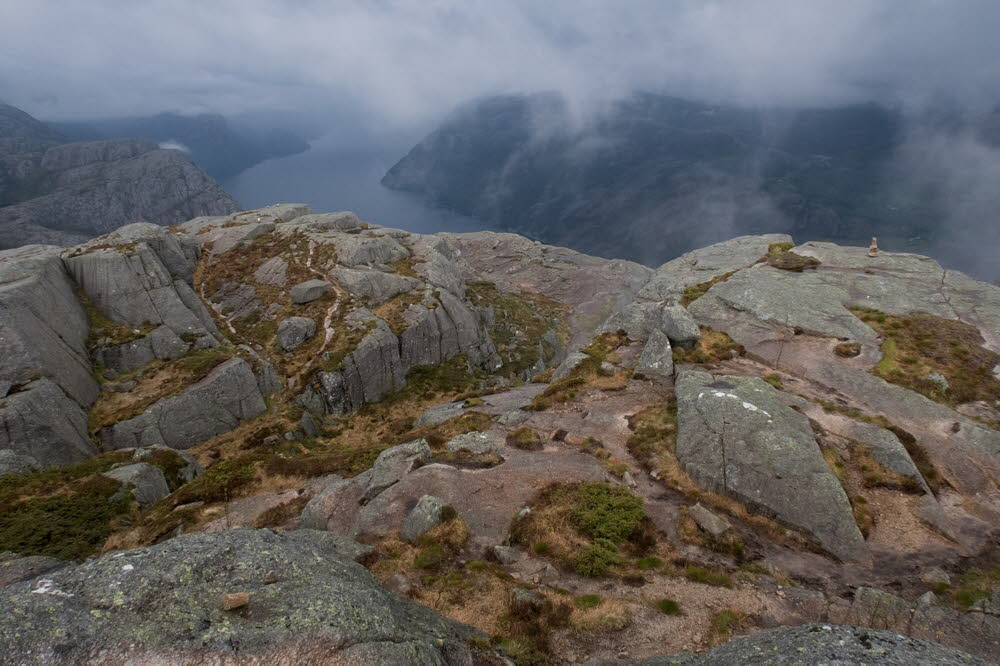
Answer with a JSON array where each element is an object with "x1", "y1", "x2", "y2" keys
[
  {"x1": 0, "y1": 529, "x2": 480, "y2": 664},
  {"x1": 289, "y1": 279, "x2": 330, "y2": 304},
  {"x1": 0, "y1": 102, "x2": 238, "y2": 249},
  {"x1": 675, "y1": 370, "x2": 867, "y2": 562},
  {"x1": 276, "y1": 316, "x2": 316, "y2": 352},
  {"x1": 98, "y1": 358, "x2": 267, "y2": 450},
  {"x1": 0, "y1": 378, "x2": 97, "y2": 467}
]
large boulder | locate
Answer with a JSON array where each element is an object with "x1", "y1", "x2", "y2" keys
[
  {"x1": 101, "y1": 463, "x2": 170, "y2": 507},
  {"x1": 400, "y1": 495, "x2": 453, "y2": 544},
  {"x1": 0, "y1": 529, "x2": 481, "y2": 664},
  {"x1": 0, "y1": 378, "x2": 97, "y2": 467},
  {"x1": 636, "y1": 329, "x2": 674, "y2": 379},
  {"x1": 289, "y1": 279, "x2": 330, "y2": 304},
  {"x1": 0, "y1": 450, "x2": 40, "y2": 477},
  {"x1": 276, "y1": 317, "x2": 316, "y2": 352},
  {"x1": 98, "y1": 358, "x2": 267, "y2": 450},
  {"x1": 363, "y1": 440, "x2": 432, "y2": 503},
  {"x1": 675, "y1": 370, "x2": 867, "y2": 562}
]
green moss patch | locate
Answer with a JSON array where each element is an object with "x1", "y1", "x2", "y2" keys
[{"x1": 681, "y1": 271, "x2": 736, "y2": 306}]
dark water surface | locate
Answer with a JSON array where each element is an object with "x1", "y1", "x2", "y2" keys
[{"x1": 224, "y1": 134, "x2": 491, "y2": 235}]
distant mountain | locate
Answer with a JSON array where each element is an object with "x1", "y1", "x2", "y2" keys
[
  {"x1": 53, "y1": 112, "x2": 308, "y2": 181},
  {"x1": 0, "y1": 103, "x2": 239, "y2": 248},
  {"x1": 383, "y1": 93, "x2": 971, "y2": 268}
]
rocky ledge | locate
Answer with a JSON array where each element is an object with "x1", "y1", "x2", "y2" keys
[{"x1": 1, "y1": 206, "x2": 999, "y2": 663}]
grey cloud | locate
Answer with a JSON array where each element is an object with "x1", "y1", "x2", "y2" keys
[{"x1": 1, "y1": 1, "x2": 999, "y2": 126}]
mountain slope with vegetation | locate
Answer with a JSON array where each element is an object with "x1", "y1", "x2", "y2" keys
[{"x1": 1, "y1": 204, "x2": 998, "y2": 663}]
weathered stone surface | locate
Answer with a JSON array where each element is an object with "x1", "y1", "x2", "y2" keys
[
  {"x1": 445, "y1": 431, "x2": 503, "y2": 456},
  {"x1": 326, "y1": 233, "x2": 409, "y2": 267},
  {"x1": 630, "y1": 624, "x2": 988, "y2": 665},
  {"x1": 92, "y1": 325, "x2": 190, "y2": 373},
  {"x1": 400, "y1": 495, "x2": 452, "y2": 544},
  {"x1": 415, "y1": 401, "x2": 465, "y2": 428},
  {"x1": 364, "y1": 440, "x2": 432, "y2": 503},
  {"x1": 276, "y1": 316, "x2": 316, "y2": 352},
  {"x1": 816, "y1": 413, "x2": 930, "y2": 493},
  {"x1": 828, "y1": 586, "x2": 1000, "y2": 661},
  {"x1": 64, "y1": 225, "x2": 220, "y2": 346},
  {"x1": 638, "y1": 234, "x2": 792, "y2": 303},
  {"x1": 688, "y1": 503, "x2": 732, "y2": 537},
  {"x1": 675, "y1": 370, "x2": 867, "y2": 562},
  {"x1": 98, "y1": 358, "x2": 267, "y2": 450},
  {"x1": 102, "y1": 463, "x2": 170, "y2": 507},
  {"x1": 279, "y1": 211, "x2": 364, "y2": 232},
  {"x1": 636, "y1": 329, "x2": 673, "y2": 378},
  {"x1": 328, "y1": 266, "x2": 420, "y2": 305},
  {"x1": 660, "y1": 305, "x2": 701, "y2": 347},
  {"x1": 552, "y1": 351, "x2": 588, "y2": 381},
  {"x1": 202, "y1": 490, "x2": 301, "y2": 532},
  {"x1": 0, "y1": 244, "x2": 98, "y2": 406},
  {"x1": 0, "y1": 449, "x2": 40, "y2": 477},
  {"x1": 0, "y1": 378, "x2": 97, "y2": 467},
  {"x1": 598, "y1": 300, "x2": 661, "y2": 339},
  {"x1": 0, "y1": 553, "x2": 67, "y2": 588},
  {"x1": 252, "y1": 255, "x2": 288, "y2": 286},
  {"x1": 289, "y1": 279, "x2": 330, "y2": 304},
  {"x1": 0, "y1": 529, "x2": 479, "y2": 664}
]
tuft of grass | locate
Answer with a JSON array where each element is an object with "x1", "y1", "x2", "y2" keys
[
  {"x1": 636, "y1": 556, "x2": 662, "y2": 570},
  {"x1": 508, "y1": 427, "x2": 543, "y2": 450},
  {"x1": 834, "y1": 341, "x2": 862, "y2": 358},
  {"x1": 763, "y1": 373, "x2": 783, "y2": 389},
  {"x1": 712, "y1": 609, "x2": 745, "y2": 638},
  {"x1": 768, "y1": 242, "x2": 794, "y2": 254},
  {"x1": 672, "y1": 327, "x2": 743, "y2": 366},
  {"x1": 683, "y1": 566, "x2": 733, "y2": 588},
  {"x1": 656, "y1": 598, "x2": 681, "y2": 615},
  {"x1": 574, "y1": 594, "x2": 604, "y2": 610},
  {"x1": 681, "y1": 271, "x2": 736, "y2": 306}
]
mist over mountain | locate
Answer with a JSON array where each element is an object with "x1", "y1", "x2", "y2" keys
[
  {"x1": 384, "y1": 93, "x2": 1000, "y2": 281},
  {"x1": 52, "y1": 112, "x2": 308, "y2": 181}
]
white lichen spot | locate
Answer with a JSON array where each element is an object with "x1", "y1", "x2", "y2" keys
[
  {"x1": 121, "y1": 564, "x2": 134, "y2": 572},
  {"x1": 31, "y1": 579, "x2": 74, "y2": 598}
]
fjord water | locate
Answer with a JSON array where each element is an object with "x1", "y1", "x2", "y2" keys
[{"x1": 223, "y1": 133, "x2": 490, "y2": 235}]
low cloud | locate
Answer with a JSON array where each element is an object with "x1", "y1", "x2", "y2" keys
[
  {"x1": 1, "y1": 1, "x2": 999, "y2": 127},
  {"x1": 157, "y1": 139, "x2": 191, "y2": 153}
]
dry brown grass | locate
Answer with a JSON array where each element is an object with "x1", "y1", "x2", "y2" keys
[
  {"x1": 567, "y1": 598, "x2": 632, "y2": 632},
  {"x1": 672, "y1": 327, "x2": 743, "y2": 366}
]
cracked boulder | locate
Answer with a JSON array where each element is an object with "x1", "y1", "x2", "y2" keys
[
  {"x1": 277, "y1": 316, "x2": 317, "y2": 352},
  {"x1": 0, "y1": 529, "x2": 480, "y2": 664},
  {"x1": 0, "y1": 378, "x2": 97, "y2": 467},
  {"x1": 98, "y1": 358, "x2": 267, "y2": 451},
  {"x1": 675, "y1": 369, "x2": 867, "y2": 562}
]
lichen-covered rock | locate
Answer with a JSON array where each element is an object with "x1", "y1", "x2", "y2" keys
[
  {"x1": 0, "y1": 378, "x2": 97, "y2": 467},
  {"x1": 276, "y1": 316, "x2": 316, "y2": 352},
  {"x1": 628, "y1": 624, "x2": 988, "y2": 665},
  {"x1": 252, "y1": 255, "x2": 288, "y2": 286},
  {"x1": 400, "y1": 495, "x2": 452, "y2": 544},
  {"x1": 0, "y1": 553, "x2": 67, "y2": 588},
  {"x1": 636, "y1": 329, "x2": 673, "y2": 378},
  {"x1": 98, "y1": 358, "x2": 267, "y2": 450},
  {"x1": 101, "y1": 463, "x2": 170, "y2": 507},
  {"x1": 0, "y1": 449, "x2": 40, "y2": 477},
  {"x1": 445, "y1": 431, "x2": 502, "y2": 456},
  {"x1": 675, "y1": 370, "x2": 867, "y2": 562},
  {"x1": 0, "y1": 529, "x2": 480, "y2": 664}
]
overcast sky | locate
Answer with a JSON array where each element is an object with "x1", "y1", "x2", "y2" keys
[{"x1": 1, "y1": 0, "x2": 999, "y2": 126}]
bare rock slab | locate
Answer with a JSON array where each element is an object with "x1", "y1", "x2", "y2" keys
[{"x1": 675, "y1": 369, "x2": 867, "y2": 562}]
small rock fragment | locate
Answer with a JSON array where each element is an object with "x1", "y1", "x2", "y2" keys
[{"x1": 222, "y1": 592, "x2": 250, "y2": 611}]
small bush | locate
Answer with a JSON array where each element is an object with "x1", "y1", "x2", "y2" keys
[
  {"x1": 570, "y1": 483, "x2": 647, "y2": 544},
  {"x1": 575, "y1": 538, "x2": 622, "y2": 577},
  {"x1": 636, "y1": 556, "x2": 662, "y2": 569},
  {"x1": 656, "y1": 598, "x2": 681, "y2": 615},
  {"x1": 834, "y1": 341, "x2": 862, "y2": 357},
  {"x1": 508, "y1": 427, "x2": 543, "y2": 450},
  {"x1": 712, "y1": 609, "x2": 744, "y2": 636}
]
